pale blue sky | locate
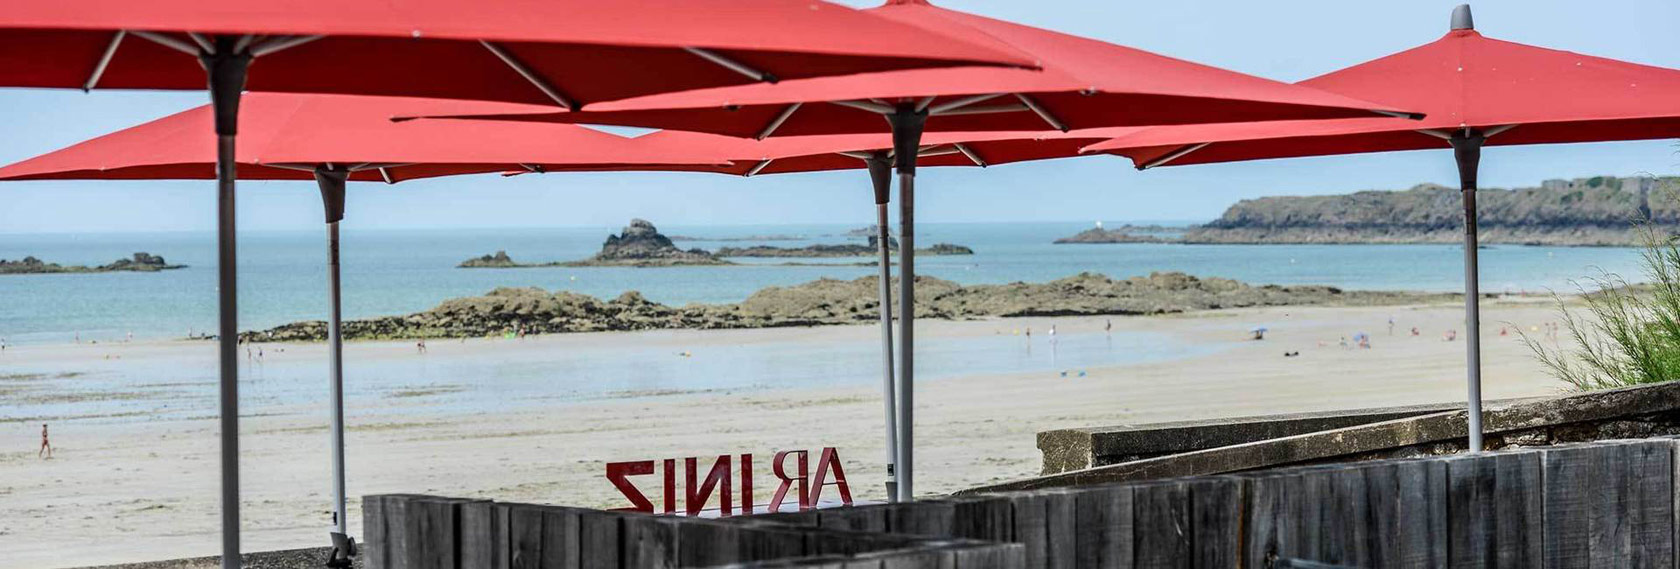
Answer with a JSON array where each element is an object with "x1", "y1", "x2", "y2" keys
[{"x1": 1, "y1": 1, "x2": 1677, "y2": 234}]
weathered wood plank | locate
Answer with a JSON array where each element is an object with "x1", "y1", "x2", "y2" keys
[
  {"x1": 387, "y1": 495, "x2": 420, "y2": 569},
  {"x1": 575, "y1": 510, "x2": 620, "y2": 569},
  {"x1": 1131, "y1": 480, "x2": 1190, "y2": 568},
  {"x1": 1623, "y1": 440, "x2": 1676, "y2": 569},
  {"x1": 950, "y1": 495, "x2": 1014, "y2": 543},
  {"x1": 501, "y1": 504, "x2": 544, "y2": 569},
  {"x1": 1361, "y1": 463, "x2": 1400, "y2": 568},
  {"x1": 621, "y1": 514, "x2": 679, "y2": 569},
  {"x1": 1043, "y1": 489, "x2": 1078, "y2": 569},
  {"x1": 1446, "y1": 453, "x2": 1495, "y2": 568},
  {"x1": 1242, "y1": 472, "x2": 1289, "y2": 569},
  {"x1": 1190, "y1": 477, "x2": 1242, "y2": 569},
  {"x1": 364, "y1": 495, "x2": 388, "y2": 569},
  {"x1": 415, "y1": 498, "x2": 474, "y2": 569},
  {"x1": 1072, "y1": 485, "x2": 1132, "y2": 569},
  {"x1": 951, "y1": 543, "x2": 1026, "y2": 569},
  {"x1": 888, "y1": 502, "x2": 956, "y2": 538},
  {"x1": 1592, "y1": 442, "x2": 1634, "y2": 568},
  {"x1": 1544, "y1": 444, "x2": 1595, "y2": 568},
  {"x1": 1008, "y1": 492, "x2": 1049, "y2": 569},
  {"x1": 678, "y1": 520, "x2": 739, "y2": 567},
  {"x1": 821, "y1": 506, "x2": 888, "y2": 534},
  {"x1": 1492, "y1": 451, "x2": 1543, "y2": 568},
  {"x1": 538, "y1": 507, "x2": 579, "y2": 569},
  {"x1": 459, "y1": 501, "x2": 501, "y2": 569},
  {"x1": 736, "y1": 523, "x2": 809, "y2": 562}
]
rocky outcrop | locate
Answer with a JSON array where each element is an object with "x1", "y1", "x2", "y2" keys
[
  {"x1": 1054, "y1": 227, "x2": 1170, "y2": 244},
  {"x1": 715, "y1": 240, "x2": 974, "y2": 257},
  {"x1": 1186, "y1": 175, "x2": 1680, "y2": 246},
  {"x1": 565, "y1": 219, "x2": 729, "y2": 266},
  {"x1": 1, "y1": 252, "x2": 184, "y2": 274},
  {"x1": 241, "y1": 271, "x2": 1452, "y2": 342},
  {"x1": 458, "y1": 251, "x2": 533, "y2": 268}
]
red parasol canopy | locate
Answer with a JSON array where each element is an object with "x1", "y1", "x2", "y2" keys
[
  {"x1": 617, "y1": 129, "x2": 1112, "y2": 176},
  {"x1": 1084, "y1": 5, "x2": 1680, "y2": 455},
  {"x1": 0, "y1": 0, "x2": 1038, "y2": 106},
  {"x1": 1085, "y1": 9, "x2": 1680, "y2": 165},
  {"x1": 425, "y1": 0, "x2": 1421, "y2": 137},
  {"x1": 0, "y1": 94, "x2": 731, "y2": 183}
]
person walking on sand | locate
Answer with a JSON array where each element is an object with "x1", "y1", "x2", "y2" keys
[
  {"x1": 1105, "y1": 319, "x2": 1112, "y2": 335},
  {"x1": 38, "y1": 424, "x2": 52, "y2": 459},
  {"x1": 417, "y1": 339, "x2": 428, "y2": 354}
]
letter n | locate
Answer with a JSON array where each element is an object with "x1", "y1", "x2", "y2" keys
[{"x1": 685, "y1": 455, "x2": 733, "y2": 516}]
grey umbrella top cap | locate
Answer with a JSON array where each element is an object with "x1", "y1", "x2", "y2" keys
[{"x1": 1451, "y1": 4, "x2": 1474, "y2": 31}]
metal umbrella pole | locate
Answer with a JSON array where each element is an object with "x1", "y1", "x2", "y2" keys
[
  {"x1": 1449, "y1": 129, "x2": 1486, "y2": 452},
  {"x1": 202, "y1": 36, "x2": 250, "y2": 569},
  {"x1": 887, "y1": 105, "x2": 927, "y2": 502},
  {"x1": 312, "y1": 165, "x2": 357, "y2": 566},
  {"x1": 865, "y1": 153, "x2": 899, "y2": 502}
]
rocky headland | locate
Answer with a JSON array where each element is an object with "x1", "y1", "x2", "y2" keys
[
  {"x1": 0, "y1": 252, "x2": 184, "y2": 274},
  {"x1": 241, "y1": 271, "x2": 1452, "y2": 342},
  {"x1": 1052, "y1": 176, "x2": 1679, "y2": 247},
  {"x1": 1185, "y1": 176, "x2": 1679, "y2": 246}
]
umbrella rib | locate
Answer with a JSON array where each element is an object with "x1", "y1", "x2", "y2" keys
[
  {"x1": 830, "y1": 100, "x2": 895, "y2": 115},
  {"x1": 930, "y1": 103, "x2": 1028, "y2": 116},
  {"x1": 953, "y1": 143, "x2": 987, "y2": 167},
  {"x1": 265, "y1": 163, "x2": 318, "y2": 172},
  {"x1": 917, "y1": 147, "x2": 961, "y2": 158},
  {"x1": 479, "y1": 41, "x2": 576, "y2": 110},
  {"x1": 377, "y1": 167, "x2": 396, "y2": 184},
  {"x1": 744, "y1": 158, "x2": 774, "y2": 176},
  {"x1": 519, "y1": 163, "x2": 547, "y2": 174},
  {"x1": 756, "y1": 103, "x2": 801, "y2": 140},
  {"x1": 1140, "y1": 142, "x2": 1211, "y2": 170},
  {"x1": 186, "y1": 33, "x2": 216, "y2": 55},
  {"x1": 1482, "y1": 124, "x2": 1519, "y2": 138},
  {"x1": 836, "y1": 151, "x2": 875, "y2": 160},
  {"x1": 250, "y1": 35, "x2": 324, "y2": 58},
  {"x1": 130, "y1": 31, "x2": 200, "y2": 56},
  {"x1": 1015, "y1": 94, "x2": 1069, "y2": 132},
  {"x1": 927, "y1": 93, "x2": 1003, "y2": 115},
  {"x1": 83, "y1": 30, "x2": 126, "y2": 91},
  {"x1": 684, "y1": 47, "x2": 778, "y2": 83}
]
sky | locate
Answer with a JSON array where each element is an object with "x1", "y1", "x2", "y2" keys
[{"x1": 1, "y1": 1, "x2": 1678, "y2": 234}]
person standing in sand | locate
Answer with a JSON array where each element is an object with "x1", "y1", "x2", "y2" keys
[
  {"x1": 417, "y1": 339, "x2": 428, "y2": 354},
  {"x1": 38, "y1": 424, "x2": 52, "y2": 459}
]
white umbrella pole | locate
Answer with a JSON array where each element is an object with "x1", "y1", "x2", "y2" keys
[
  {"x1": 888, "y1": 106, "x2": 927, "y2": 502},
  {"x1": 203, "y1": 38, "x2": 250, "y2": 569},
  {"x1": 866, "y1": 154, "x2": 899, "y2": 502},
  {"x1": 313, "y1": 166, "x2": 356, "y2": 566},
  {"x1": 1450, "y1": 131, "x2": 1487, "y2": 452}
]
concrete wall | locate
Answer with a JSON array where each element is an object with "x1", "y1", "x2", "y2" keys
[{"x1": 1015, "y1": 381, "x2": 1680, "y2": 492}]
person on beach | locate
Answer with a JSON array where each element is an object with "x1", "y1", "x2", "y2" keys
[
  {"x1": 1105, "y1": 320, "x2": 1112, "y2": 335},
  {"x1": 38, "y1": 424, "x2": 52, "y2": 459},
  {"x1": 416, "y1": 339, "x2": 428, "y2": 354},
  {"x1": 1387, "y1": 316, "x2": 1395, "y2": 336}
]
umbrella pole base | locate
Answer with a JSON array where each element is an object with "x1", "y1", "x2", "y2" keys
[{"x1": 327, "y1": 531, "x2": 356, "y2": 568}]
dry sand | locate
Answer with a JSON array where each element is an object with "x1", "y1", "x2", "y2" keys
[{"x1": 0, "y1": 299, "x2": 1574, "y2": 568}]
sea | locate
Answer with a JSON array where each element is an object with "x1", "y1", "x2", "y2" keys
[{"x1": 0, "y1": 221, "x2": 1648, "y2": 346}]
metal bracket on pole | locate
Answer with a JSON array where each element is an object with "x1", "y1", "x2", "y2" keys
[
  {"x1": 1449, "y1": 130, "x2": 1486, "y2": 453},
  {"x1": 315, "y1": 165, "x2": 348, "y2": 224},
  {"x1": 886, "y1": 106, "x2": 926, "y2": 503}
]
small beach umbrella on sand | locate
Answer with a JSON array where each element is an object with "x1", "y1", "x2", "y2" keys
[
  {"x1": 514, "y1": 127, "x2": 1118, "y2": 499},
  {"x1": 0, "y1": 93, "x2": 732, "y2": 563},
  {"x1": 0, "y1": 2, "x2": 1035, "y2": 560},
  {"x1": 448, "y1": 0, "x2": 1422, "y2": 502},
  {"x1": 1087, "y1": 5, "x2": 1680, "y2": 452}
]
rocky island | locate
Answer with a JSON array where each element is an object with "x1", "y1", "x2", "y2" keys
[
  {"x1": 1054, "y1": 225, "x2": 1172, "y2": 244},
  {"x1": 242, "y1": 271, "x2": 1451, "y2": 341},
  {"x1": 460, "y1": 220, "x2": 730, "y2": 269},
  {"x1": 716, "y1": 237, "x2": 973, "y2": 257},
  {"x1": 0, "y1": 252, "x2": 184, "y2": 274}
]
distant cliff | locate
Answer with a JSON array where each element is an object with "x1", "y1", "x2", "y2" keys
[{"x1": 1184, "y1": 176, "x2": 1680, "y2": 246}]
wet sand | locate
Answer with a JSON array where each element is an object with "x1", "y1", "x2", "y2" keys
[{"x1": 0, "y1": 299, "x2": 1571, "y2": 568}]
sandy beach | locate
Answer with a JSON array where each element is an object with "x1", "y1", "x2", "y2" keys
[{"x1": 0, "y1": 299, "x2": 1573, "y2": 568}]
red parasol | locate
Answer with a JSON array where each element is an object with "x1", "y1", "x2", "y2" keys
[
  {"x1": 0, "y1": 2, "x2": 1033, "y2": 562},
  {"x1": 1088, "y1": 5, "x2": 1680, "y2": 453}
]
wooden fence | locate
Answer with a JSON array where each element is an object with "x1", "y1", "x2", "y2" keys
[{"x1": 367, "y1": 438, "x2": 1678, "y2": 568}]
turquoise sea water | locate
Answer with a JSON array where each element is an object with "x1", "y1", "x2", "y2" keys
[{"x1": 0, "y1": 222, "x2": 1648, "y2": 345}]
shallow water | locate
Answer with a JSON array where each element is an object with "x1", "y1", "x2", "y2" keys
[{"x1": 0, "y1": 221, "x2": 1644, "y2": 345}]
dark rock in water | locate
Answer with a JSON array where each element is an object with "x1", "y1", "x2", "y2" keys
[
  {"x1": 242, "y1": 271, "x2": 1451, "y2": 342},
  {"x1": 0, "y1": 252, "x2": 184, "y2": 274},
  {"x1": 715, "y1": 239, "x2": 972, "y2": 258},
  {"x1": 459, "y1": 250, "x2": 522, "y2": 268},
  {"x1": 566, "y1": 219, "x2": 729, "y2": 266},
  {"x1": 1054, "y1": 227, "x2": 1170, "y2": 244}
]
